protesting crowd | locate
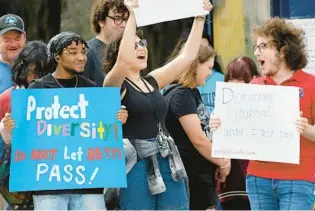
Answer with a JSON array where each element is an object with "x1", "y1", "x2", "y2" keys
[{"x1": 0, "y1": 0, "x2": 315, "y2": 210}]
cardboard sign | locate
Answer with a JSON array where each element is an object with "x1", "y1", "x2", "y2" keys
[
  {"x1": 212, "y1": 82, "x2": 300, "y2": 164},
  {"x1": 10, "y1": 88, "x2": 127, "y2": 192}
]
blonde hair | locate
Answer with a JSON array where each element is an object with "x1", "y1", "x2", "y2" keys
[{"x1": 167, "y1": 44, "x2": 215, "y2": 88}]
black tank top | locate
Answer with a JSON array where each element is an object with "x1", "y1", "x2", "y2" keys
[{"x1": 121, "y1": 75, "x2": 167, "y2": 139}]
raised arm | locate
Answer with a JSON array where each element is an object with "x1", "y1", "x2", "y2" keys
[
  {"x1": 103, "y1": 0, "x2": 139, "y2": 87},
  {"x1": 149, "y1": 0, "x2": 213, "y2": 90}
]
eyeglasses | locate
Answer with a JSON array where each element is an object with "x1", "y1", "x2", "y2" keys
[
  {"x1": 135, "y1": 39, "x2": 147, "y2": 49},
  {"x1": 253, "y1": 43, "x2": 269, "y2": 53},
  {"x1": 107, "y1": 15, "x2": 128, "y2": 25}
]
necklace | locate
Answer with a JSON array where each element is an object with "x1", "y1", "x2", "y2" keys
[{"x1": 52, "y1": 74, "x2": 78, "y2": 88}]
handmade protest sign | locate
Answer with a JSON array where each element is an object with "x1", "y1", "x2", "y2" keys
[
  {"x1": 9, "y1": 88, "x2": 126, "y2": 192},
  {"x1": 134, "y1": 0, "x2": 209, "y2": 27},
  {"x1": 212, "y1": 82, "x2": 300, "y2": 164}
]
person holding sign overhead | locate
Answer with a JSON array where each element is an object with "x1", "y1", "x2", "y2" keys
[
  {"x1": 210, "y1": 18, "x2": 315, "y2": 210},
  {"x1": 2, "y1": 32, "x2": 128, "y2": 210},
  {"x1": 103, "y1": 0, "x2": 213, "y2": 209}
]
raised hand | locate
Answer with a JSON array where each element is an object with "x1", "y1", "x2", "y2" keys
[
  {"x1": 202, "y1": 0, "x2": 213, "y2": 13},
  {"x1": 124, "y1": 0, "x2": 139, "y2": 11}
]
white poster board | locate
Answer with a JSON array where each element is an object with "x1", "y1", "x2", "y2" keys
[
  {"x1": 212, "y1": 82, "x2": 300, "y2": 164},
  {"x1": 134, "y1": 0, "x2": 209, "y2": 27},
  {"x1": 288, "y1": 18, "x2": 315, "y2": 75}
]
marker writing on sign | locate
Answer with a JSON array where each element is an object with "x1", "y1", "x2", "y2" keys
[
  {"x1": 26, "y1": 94, "x2": 88, "y2": 121},
  {"x1": 89, "y1": 167, "x2": 99, "y2": 184}
]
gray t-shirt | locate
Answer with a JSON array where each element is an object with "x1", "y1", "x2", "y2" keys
[{"x1": 82, "y1": 38, "x2": 106, "y2": 86}]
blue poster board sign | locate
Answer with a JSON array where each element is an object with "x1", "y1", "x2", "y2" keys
[{"x1": 10, "y1": 87, "x2": 127, "y2": 192}]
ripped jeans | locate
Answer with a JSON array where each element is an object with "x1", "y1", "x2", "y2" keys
[{"x1": 33, "y1": 194, "x2": 106, "y2": 210}]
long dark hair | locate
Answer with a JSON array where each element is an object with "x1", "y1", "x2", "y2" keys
[{"x1": 11, "y1": 40, "x2": 53, "y2": 87}]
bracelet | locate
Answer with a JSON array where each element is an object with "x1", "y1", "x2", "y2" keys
[
  {"x1": 195, "y1": 16, "x2": 211, "y2": 24},
  {"x1": 195, "y1": 16, "x2": 206, "y2": 21}
]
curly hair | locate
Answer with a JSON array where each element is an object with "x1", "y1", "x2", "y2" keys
[
  {"x1": 90, "y1": 0, "x2": 129, "y2": 34},
  {"x1": 225, "y1": 56, "x2": 260, "y2": 83},
  {"x1": 253, "y1": 17, "x2": 307, "y2": 70},
  {"x1": 47, "y1": 32, "x2": 88, "y2": 69},
  {"x1": 12, "y1": 41, "x2": 53, "y2": 87},
  {"x1": 102, "y1": 30, "x2": 144, "y2": 74}
]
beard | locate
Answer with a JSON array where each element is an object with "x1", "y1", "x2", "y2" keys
[
  {"x1": 265, "y1": 52, "x2": 280, "y2": 76},
  {"x1": 63, "y1": 65, "x2": 81, "y2": 76}
]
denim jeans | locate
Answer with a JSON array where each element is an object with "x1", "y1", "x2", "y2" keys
[
  {"x1": 246, "y1": 175, "x2": 314, "y2": 210},
  {"x1": 119, "y1": 155, "x2": 189, "y2": 210},
  {"x1": 33, "y1": 194, "x2": 106, "y2": 210}
]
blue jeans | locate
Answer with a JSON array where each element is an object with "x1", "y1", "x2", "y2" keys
[
  {"x1": 119, "y1": 155, "x2": 189, "y2": 210},
  {"x1": 246, "y1": 175, "x2": 314, "y2": 210},
  {"x1": 33, "y1": 194, "x2": 106, "y2": 210}
]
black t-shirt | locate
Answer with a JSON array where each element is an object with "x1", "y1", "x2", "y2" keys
[
  {"x1": 165, "y1": 86, "x2": 217, "y2": 180},
  {"x1": 82, "y1": 38, "x2": 106, "y2": 86},
  {"x1": 28, "y1": 74, "x2": 101, "y2": 195},
  {"x1": 122, "y1": 76, "x2": 167, "y2": 140},
  {"x1": 29, "y1": 74, "x2": 97, "y2": 89}
]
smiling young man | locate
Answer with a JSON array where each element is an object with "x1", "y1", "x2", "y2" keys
[
  {"x1": 246, "y1": 17, "x2": 315, "y2": 210},
  {"x1": 83, "y1": 0, "x2": 129, "y2": 86},
  {"x1": 0, "y1": 14, "x2": 26, "y2": 94}
]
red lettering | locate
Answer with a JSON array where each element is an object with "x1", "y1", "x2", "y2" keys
[
  {"x1": 111, "y1": 148, "x2": 116, "y2": 159},
  {"x1": 117, "y1": 148, "x2": 122, "y2": 160},
  {"x1": 88, "y1": 148, "x2": 94, "y2": 160},
  {"x1": 31, "y1": 149, "x2": 41, "y2": 160},
  {"x1": 88, "y1": 148, "x2": 103, "y2": 160},
  {"x1": 14, "y1": 150, "x2": 26, "y2": 162},
  {"x1": 50, "y1": 149, "x2": 58, "y2": 161},
  {"x1": 104, "y1": 147, "x2": 110, "y2": 158},
  {"x1": 31, "y1": 149, "x2": 58, "y2": 160}
]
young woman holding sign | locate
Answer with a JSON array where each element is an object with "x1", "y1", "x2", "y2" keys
[
  {"x1": 2, "y1": 32, "x2": 128, "y2": 210},
  {"x1": 162, "y1": 29, "x2": 231, "y2": 210},
  {"x1": 102, "y1": 0, "x2": 214, "y2": 209}
]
